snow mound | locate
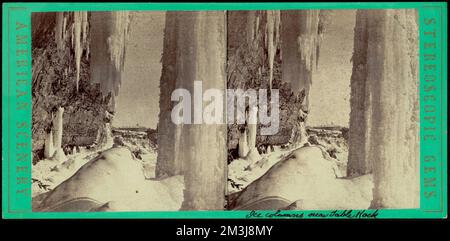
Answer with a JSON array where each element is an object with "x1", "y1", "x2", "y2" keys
[
  {"x1": 228, "y1": 147, "x2": 291, "y2": 194},
  {"x1": 32, "y1": 147, "x2": 98, "y2": 197},
  {"x1": 34, "y1": 147, "x2": 184, "y2": 211},
  {"x1": 230, "y1": 145, "x2": 372, "y2": 210}
]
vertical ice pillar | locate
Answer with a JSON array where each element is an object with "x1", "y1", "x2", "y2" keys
[
  {"x1": 52, "y1": 107, "x2": 64, "y2": 150},
  {"x1": 156, "y1": 12, "x2": 184, "y2": 178},
  {"x1": 347, "y1": 10, "x2": 372, "y2": 177},
  {"x1": 44, "y1": 130, "x2": 55, "y2": 159},
  {"x1": 247, "y1": 106, "x2": 258, "y2": 149},
  {"x1": 52, "y1": 107, "x2": 66, "y2": 162},
  {"x1": 169, "y1": 11, "x2": 227, "y2": 210},
  {"x1": 237, "y1": 105, "x2": 259, "y2": 160},
  {"x1": 351, "y1": 10, "x2": 419, "y2": 208},
  {"x1": 238, "y1": 129, "x2": 249, "y2": 158},
  {"x1": 246, "y1": 105, "x2": 261, "y2": 161}
]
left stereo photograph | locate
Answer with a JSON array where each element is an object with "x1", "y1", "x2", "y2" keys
[{"x1": 31, "y1": 11, "x2": 228, "y2": 212}]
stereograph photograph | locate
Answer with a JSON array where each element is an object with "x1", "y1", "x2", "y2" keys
[{"x1": 30, "y1": 9, "x2": 420, "y2": 212}]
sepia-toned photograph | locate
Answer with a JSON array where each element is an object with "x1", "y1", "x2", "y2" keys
[{"x1": 31, "y1": 9, "x2": 420, "y2": 212}]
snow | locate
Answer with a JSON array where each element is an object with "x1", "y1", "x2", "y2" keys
[
  {"x1": 228, "y1": 135, "x2": 373, "y2": 210},
  {"x1": 228, "y1": 147, "x2": 292, "y2": 194},
  {"x1": 32, "y1": 129, "x2": 184, "y2": 212},
  {"x1": 34, "y1": 126, "x2": 372, "y2": 211}
]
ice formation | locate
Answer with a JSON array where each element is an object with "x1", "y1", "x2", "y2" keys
[
  {"x1": 90, "y1": 11, "x2": 131, "y2": 97},
  {"x1": 347, "y1": 10, "x2": 419, "y2": 208},
  {"x1": 281, "y1": 10, "x2": 322, "y2": 111},
  {"x1": 266, "y1": 10, "x2": 280, "y2": 90},
  {"x1": 44, "y1": 130, "x2": 54, "y2": 159}
]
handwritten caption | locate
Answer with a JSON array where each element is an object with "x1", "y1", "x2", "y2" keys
[{"x1": 246, "y1": 209, "x2": 379, "y2": 219}]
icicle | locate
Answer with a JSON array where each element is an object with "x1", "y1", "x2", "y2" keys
[
  {"x1": 267, "y1": 10, "x2": 275, "y2": 90},
  {"x1": 81, "y1": 12, "x2": 88, "y2": 45},
  {"x1": 55, "y1": 12, "x2": 65, "y2": 51},
  {"x1": 62, "y1": 15, "x2": 67, "y2": 40},
  {"x1": 74, "y1": 12, "x2": 83, "y2": 92},
  {"x1": 52, "y1": 107, "x2": 64, "y2": 150},
  {"x1": 316, "y1": 33, "x2": 323, "y2": 68},
  {"x1": 247, "y1": 106, "x2": 258, "y2": 150},
  {"x1": 246, "y1": 11, "x2": 256, "y2": 45},
  {"x1": 52, "y1": 107, "x2": 66, "y2": 162},
  {"x1": 275, "y1": 11, "x2": 281, "y2": 46},
  {"x1": 44, "y1": 130, "x2": 55, "y2": 159},
  {"x1": 281, "y1": 10, "x2": 321, "y2": 111},
  {"x1": 90, "y1": 11, "x2": 130, "y2": 97},
  {"x1": 266, "y1": 10, "x2": 280, "y2": 90},
  {"x1": 296, "y1": 10, "x2": 321, "y2": 73},
  {"x1": 246, "y1": 105, "x2": 261, "y2": 162},
  {"x1": 107, "y1": 11, "x2": 130, "y2": 73},
  {"x1": 71, "y1": 23, "x2": 74, "y2": 50},
  {"x1": 255, "y1": 14, "x2": 260, "y2": 40},
  {"x1": 238, "y1": 129, "x2": 249, "y2": 158},
  {"x1": 317, "y1": 10, "x2": 333, "y2": 68},
  {"x1": 86, "y1": 43, "x2": 90, "y2": 61}
]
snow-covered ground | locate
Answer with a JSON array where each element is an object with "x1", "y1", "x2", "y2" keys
[
  {"x1": 228, "y1": 146, "x2": 292, "y2": 194},
  {"x1": 227, "y1": 129, "x2": 373, "y2": 210},
  {"x1": 33, "y1": 127, "x2": 372, "y2": 211},
  {"x1": 32, "y1": 128, "x2": 184, "y2": 211},
  {"x1": 228, "y1": 129, "x2": 349, "y2": 195}
]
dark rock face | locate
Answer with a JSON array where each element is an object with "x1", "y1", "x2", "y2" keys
[
  {"x1": 32, "y1": 12, "x2": 113, "y2": 163},
  {"x1": 226, "y1": 11, "x2": 305, "y2": 151}
]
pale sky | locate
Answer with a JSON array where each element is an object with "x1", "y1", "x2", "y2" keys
[
  {"x1": 112, "y1": 11, "x2": 165, "y2": 128},
  {"x1": 308, "y1": 10, "x2": 355, "y2": 127}
]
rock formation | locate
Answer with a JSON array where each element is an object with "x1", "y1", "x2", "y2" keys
[
  {"x1": 32, "y1": 12, "x2": 130, "y2": 163},
  {"x1": 227, "y1": 10, "x2": 332, "y2": 155}
]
